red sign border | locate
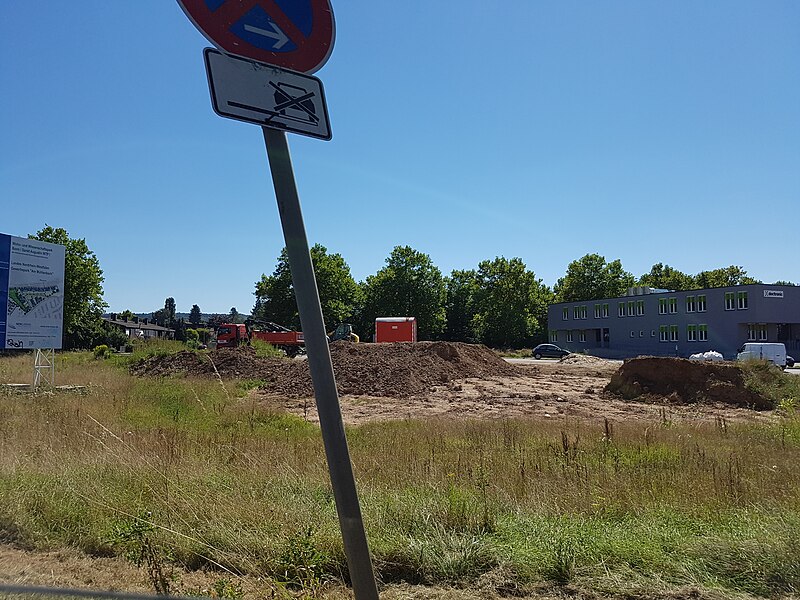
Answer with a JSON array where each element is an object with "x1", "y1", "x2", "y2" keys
[{"x1": 177, "y1": 0, "x2": 335, "y2": 74}]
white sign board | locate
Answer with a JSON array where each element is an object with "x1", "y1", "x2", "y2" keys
[
  {"x1": 764, "y1": 290, "x2": 784, "y2": 298},
  {"x1": 0, "y1": 234, "x2": 66, "y2": 350},
  {"x1": 204, "y1": 48, "x2": 331, "y2": 140}
]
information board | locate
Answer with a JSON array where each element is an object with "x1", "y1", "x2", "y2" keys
[{"x1": 0, "y1": 234, "x2": 66, "y2": 350}]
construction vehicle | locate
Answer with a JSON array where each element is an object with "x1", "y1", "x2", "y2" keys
[
  {"x1": 215, "y1": 320, "x2": 305, "y2": 357},
  {"x1": 328, "y1": 323, "x2": 359, "y2": 343}
]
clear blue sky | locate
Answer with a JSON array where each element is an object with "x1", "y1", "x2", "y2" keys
[{"x1": 2, "y1": 1, "x2": 798, "y2": 315}]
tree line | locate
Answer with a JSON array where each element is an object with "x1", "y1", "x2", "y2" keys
[
  {"x1": 27, "y1": 226, "x2": 792, "y2": 350},
  {"x1": 252, "y1": 245, "x2": 790, "y2": 348}
]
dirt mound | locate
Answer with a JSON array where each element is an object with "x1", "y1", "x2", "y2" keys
[
  {"x1": 604, "y1": 357, "x2": 772, "y2": 410},
  {"x1": 131, "y1": 342, "x2": 522, "y2": 398}
]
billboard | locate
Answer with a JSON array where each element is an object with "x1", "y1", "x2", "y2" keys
[{"x1": 0, "y1": 233, "x2": 66, "y2": 350}]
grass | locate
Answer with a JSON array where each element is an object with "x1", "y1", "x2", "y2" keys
[{"x1": 1, "y1": 347, "x2": 800, "y2": 598}]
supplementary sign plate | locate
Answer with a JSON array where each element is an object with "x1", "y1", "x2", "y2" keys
[{"x1": 205, "y1": 48, "x2": 331, "y2": 140}]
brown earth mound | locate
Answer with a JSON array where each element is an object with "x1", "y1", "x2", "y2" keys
[
  {"x1": 131, "y1": 342, "x2": 522, "y2": 398},
  {"x1": 604, "y1": 357, "x2": 772, "y2": 410}
]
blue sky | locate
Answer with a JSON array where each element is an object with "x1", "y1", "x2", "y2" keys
[{"x1": 2, "y1": 1, "x2": 798, "y2": 315}]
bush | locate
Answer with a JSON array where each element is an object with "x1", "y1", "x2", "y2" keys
[
  {"x1": 185, "y1": 329, "x2": 200, "y2": 350},
  {"x1": 93, "y1": 344, "x2": 111, "y2": 359}
]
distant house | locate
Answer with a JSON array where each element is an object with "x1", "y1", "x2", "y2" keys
[{"x1": 103, "y1": 314, "x2": 174, "y2": 340}]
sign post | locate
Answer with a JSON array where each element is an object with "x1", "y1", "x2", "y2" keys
[
  {"x1": 176, "y1": 2, "x2": 379, "y2": 597},
  {"x1": 263, "y1": 127, "x2": 378, "y2": 599}
]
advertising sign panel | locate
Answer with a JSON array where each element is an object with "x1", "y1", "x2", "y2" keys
[{"x1": 0, "y1": 234, "x2": 66, "y2": 350}]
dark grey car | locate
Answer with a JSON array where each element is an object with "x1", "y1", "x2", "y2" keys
[{"x1": 532, "y1": 344, "x2": 570, "y2": 359}]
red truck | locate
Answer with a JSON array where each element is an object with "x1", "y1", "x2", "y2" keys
[{"x1": 215, "y1": 321, "x2": 305, "y2": 356}]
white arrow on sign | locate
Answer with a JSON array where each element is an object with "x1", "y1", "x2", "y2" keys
[{"x1": 243, "y1": 22, "x2": 289, "y2": 50}]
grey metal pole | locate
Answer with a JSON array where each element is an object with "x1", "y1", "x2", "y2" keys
[{"x1": 262, "y1": 126, "x2": 379, "y2": 600}]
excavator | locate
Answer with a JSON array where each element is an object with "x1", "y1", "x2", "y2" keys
[{"x1": 328, "y1": 323, "x2": 359, "y2": 343}]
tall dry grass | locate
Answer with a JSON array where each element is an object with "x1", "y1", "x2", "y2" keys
[{"x1": 1, "y1": 349, "x2": 799, "y2": 597}]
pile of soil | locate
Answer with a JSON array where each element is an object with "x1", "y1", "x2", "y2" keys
[
  {"x1": 604, "y1": 357, "x2": 772, "y2": 410},
  {"x1": 131, "y1": 342, "x2": 522, "y2": 398}
]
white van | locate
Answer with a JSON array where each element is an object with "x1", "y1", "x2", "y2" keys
[{"x1": 736, "y1": 342, "x2": 787, "y2": 369}]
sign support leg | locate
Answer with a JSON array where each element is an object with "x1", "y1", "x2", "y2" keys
[
  {"x1": 262, "y1": 127, "x2": 379, "y2": 600},
  {"x1": 32, "y1": 348, "x2": 55, "y2": 390}
]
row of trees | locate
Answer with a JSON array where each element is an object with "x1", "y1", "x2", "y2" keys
[
  {"x1": 27, "y1": 225, "x2": 790, "y2": 350},
  {"x1": 253, "y1": 247, "x2": 789, "y2": 348}
]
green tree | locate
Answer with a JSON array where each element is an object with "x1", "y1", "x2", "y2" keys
[
  {"x1": 165, "y1": 297, "x2": 177, "y2": 327},
  {"x1": 189, "y1": 304, "x2": 202, "y2": 326},
  {"x1": 253, "y1": 245, "x2": 363, "y2": 331},
  {"x1": 360, "y1": 246, "x2": 446, "y2": 341},
  {"x1": 29, "y1": 225, "x2": 107, "y2": 350},
  {"x1": 471, "y1": 257, "x2": 552, "y2": 348},
  {"x1": 554, "y1": 254, "x2": 635, "y2": 302},
  {"x1": 229, "y1": 307, "x2": 242, "y2": 324},
  {"x1": 444, "y1": 269, "x2": 480, "y2": 342},
  {"x1": 638, "y1": 263, "x2": 696, "y2": 291},
  {"x1": 694, "y1": 266, "x2": 760, "y2": 289}
]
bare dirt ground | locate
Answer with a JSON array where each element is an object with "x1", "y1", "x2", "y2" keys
[
  {"x1": 130, "y1": 343, "x2": 778, "y2": 426},
  {"x1": 254, "y1": 357, "x2": 776, "y2": 427}
]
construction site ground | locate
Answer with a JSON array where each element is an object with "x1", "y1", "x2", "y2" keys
[{"x1": 131, "y1": 342, "x2": 779, "y2": 426}]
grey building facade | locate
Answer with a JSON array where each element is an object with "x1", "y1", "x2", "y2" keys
[{"x1": 547, "y1": 284, "x2": 800, "y2": 360}]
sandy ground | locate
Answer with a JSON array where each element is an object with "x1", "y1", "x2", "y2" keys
[{"x1": 254, "y1": 357, "x2": 776, "y2": 426}]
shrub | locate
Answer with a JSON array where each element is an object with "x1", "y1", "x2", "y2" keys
[{"x1": 93, "y1": 344, "x2": 111, "y2": 359}]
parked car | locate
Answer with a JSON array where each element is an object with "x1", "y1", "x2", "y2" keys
[
  {"x1": 532, "y1": 344, "x2": 570, "y2": 360},
  {"x1": 787, "y1": 355, "x2": 795, "y2": 368}
]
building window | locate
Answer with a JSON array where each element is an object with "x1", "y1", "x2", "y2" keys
[
  {"x1": 567, "y1": 331, "x2": 573, "y2": 343},
  {"x1": 630, "y1": 330, "x2": 635, "y2": 338},
  {"x1": 579, "y1": 331, "x2": 586, "y2": 343},
  {"x1": 698, "y1": 325, "x2": 708, "y2": 342},
  {"x1": 686, "y1": 296, "x2": 696, "y2": 312},
  {"x1": 551, "y1": 331, "x2": 558, "y2": 342},
  {"x1": 637, "y1": 300, "x2": 645, "y2": 316},
  {"x1": 670, "y1": 325, "x2": 679, "y2": 342},
  {"x1": 668, "y1": 297, "x2": 678, "y2": 314},
  {"x1": 562, "y1": 307, "x2": 569, "y2": 320},
  {"x1": 749, "y1": 324, "x2": 767, "y2": 341},
  {"x1": 687, "y1": 325, "x2": 697, "y2": 342},
  {"x1": 697, "y1": 295, "x2": 706, "y2": 312},
  {"x1": 639, "y1": 330, "x2": 645, "y2": 337},
  {"x1": 725, "y1": 292, "x2": 735, "y2": 310},
  {"x1": 659, "y1": 326, "x2": 669, "y2": 342},
  {"x1": 619, "y1": 302, "x2": 626, "y2": 317},
  {"x1": 659, "y1": 298, "x2": 668, "y2": 315},
  {"x1": 738, "y1": 291, "x2": 748, "y2": 310},
  {"x1": 573, "y1": 307, "x2": 580, "y2": 319},
  {"x1": 602, "y1": 303, "x2": 609, "y2": 318},
  {"x1": 627, "y1": 301, "x2": 635, "y2": 316},
  {"x1": 594, "y1": 304, "x2": 601, "y2": 319}
]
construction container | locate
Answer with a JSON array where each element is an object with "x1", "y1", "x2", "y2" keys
[{"x1": 374, "y1": 317, "x2": 417, "y2": 343}]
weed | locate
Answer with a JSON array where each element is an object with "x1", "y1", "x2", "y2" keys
[
  {"x1": 108, "y1": 513, "x2": 173, "y2": 596},
  {"x1": 277, "y1": 527, "x2": 331, "y2": 590}
]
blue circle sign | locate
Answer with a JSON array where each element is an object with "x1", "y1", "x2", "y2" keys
[{"x1": 177, "y1": 0, "x2": 335, "y2": 74}]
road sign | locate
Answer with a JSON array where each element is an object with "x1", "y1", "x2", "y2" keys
[
  {"x1": 178, "y1": 0, "x2": 335, "y2": 74},
  {"x1": 204, "y1": 48, "x2": 331, "y2": 140}
]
